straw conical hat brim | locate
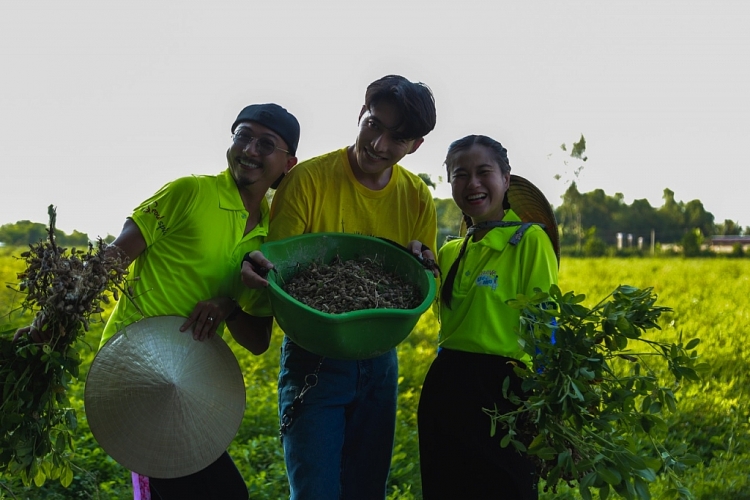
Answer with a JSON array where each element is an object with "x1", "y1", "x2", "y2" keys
[
  {"x1": 508, "y1": 174, "x2": 561, "y2": 266},
  {"x1": 84, "y1": 316, "x2": 246, "y2": 479}
]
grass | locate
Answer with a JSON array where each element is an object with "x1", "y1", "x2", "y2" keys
[{"x1": 1, "y1": 254, "x2": 749, "y2": 499}]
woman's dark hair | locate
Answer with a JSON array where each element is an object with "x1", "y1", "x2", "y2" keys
[
  {"x1": 444, "y1": 134, "x2": 511, "y2": 180},
  {"x1": 440, "y1": 135, "x2": 512, "y2": 309},
  {"x1": 364, "y1": 75, "x2": 437, "y2": 140}
]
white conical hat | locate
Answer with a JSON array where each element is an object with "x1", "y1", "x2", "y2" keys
[{"x1": 84, "y1": 316, "x2": 245, "y2": 479}]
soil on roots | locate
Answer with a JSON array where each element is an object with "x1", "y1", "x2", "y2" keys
[{"x1": 281, "y1": 255, "x2": 422, "y2": 314}]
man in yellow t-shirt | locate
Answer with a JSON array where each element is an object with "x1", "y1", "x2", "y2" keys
[{"x1": 257, "y1": 75, "x2": 438, "y2": 500}]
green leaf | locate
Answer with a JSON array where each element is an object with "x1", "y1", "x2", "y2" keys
[
  {"x1": 635, "y1": 468, "x2": 657, "y2": 482},
  {"x1": 603, "y1": 320, "x2": 615, "y2": 335},
  {"x1": 567, "y1": 303, "x2": 589, "y2": 317},
  {"x1": 679, "y1": 454, "x2": 703, "y2": 467},
  {"x1": 527, "y1": 433, "x2": 545, "y2": 451},
  {"x1": 613, "y1": 478, "x2": 636, "y2": 499},
  {"x1": 60, "y1": 463, "x2": 74, "y2": 487},
  {"x1": 581, "y1": 471, "x2": 598, "y2": 489},
  {"x1": 510, "y1": 439, "x2": 526, "y2": 453},
  {"x1": 616, "y1": 316, "x2": 633, "y2": 334},
  {"x1": 693, "y1": 362, "x2": 711, "y2": 373},
  {"x1": 684, "y1": 338, "x2": 700, "y2": 350},
  {"x1": 570, "y1": 379, "x2": 585, "y2": 401},
  {"x1": 642, "y1": 457, "x2": 662, "y2": 470},
  {"x1": 599, "y1": 483, "x2": 611, "y2": 499},
  {"x1": 579, "y1": 485, "x2": 593, "y2": 500},
  {"x1": 33, "y1": 464, "x2": 46, "y2": 487},
  {"x1": 648, "y1": 401, "x2": 663, "y2": 414},
  {"x1": 680, "y1": 367, "x2": 701, "y2": 382},
  {"x1": 502, "y1": 376, "x2": 510, "y2": 399},
  {"x1": 545, "y1": 464, "x2": 562, "y2": 487},
  {"x1": 640, "y1": 415, "x2": 654, "y2": 433},
  {"x1": 664, "y1": 392, "x2": 677, "y2": 413},
  {"x1": 597, "y1": 466, "x2": 622, "y2": 485},
  {"x1": 54, "y1": 432, "x2": 66, "y2": 453},
  {"x1": 676, "y1": 486, "x2": 693, "y2": 497},
  {"x1": 615, "y1": 334, "x2": 628, "y2": 350},
  {"x1": 65, "y1": 409, "x2": 77, "y2": 430},
  {"x1": 640, "y1": 396, "x2": 652, "y2": 413},
  {"x1": 532, "y1": 447, "x2": 557, "y2": 461},
  {"x1": 500, "y1": 433, "x2": 511, "y2": 448},
  {"x1": 634, "y1": 477, "x2": 651, "y2": 499},
  {"x1": 621, "y1": 453, "x2": 648, "y2": 471}
]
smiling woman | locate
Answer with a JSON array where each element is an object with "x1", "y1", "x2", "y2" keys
[
  {"x1": 446, "y1": 140, "x2": 511, "y2": 228},
  {"x1": 417, "y1": 134, "x2": 559, "y2": 500}
]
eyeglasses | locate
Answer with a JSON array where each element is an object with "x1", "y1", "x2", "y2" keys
[{"x1": 232, "y1": 132, "x2": 290, "y2": 156}]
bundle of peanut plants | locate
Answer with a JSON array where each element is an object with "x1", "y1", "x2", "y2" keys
[
  {"x1": 487, "y1": 284, "x2": 707, "y2": 500},
  {"x1": 0, "y1": 206, "x2": 132, "y2": 487}
]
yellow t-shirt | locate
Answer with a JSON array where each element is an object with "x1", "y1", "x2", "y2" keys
[
  {"x1": 100, "y1": 169, "x2": 271, "y2": 347},
  {"x1": 437, "y1": 210, "x2": 558, "y2": 363},
  {"x1": 268, "y1": 147, "x2": 437, "y2": 250}
]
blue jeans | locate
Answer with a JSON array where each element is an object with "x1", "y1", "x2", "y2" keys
[{"x1": 278, "y1": 336, "x2": 398, "y2": 500}]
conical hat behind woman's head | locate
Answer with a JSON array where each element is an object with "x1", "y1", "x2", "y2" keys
[{"x1": 507, "y1": 174, "x2": 560, "y2": 266}]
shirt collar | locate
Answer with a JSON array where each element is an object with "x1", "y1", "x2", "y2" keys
[
  {"x1": 217, "y1": 169, "x2": 245, "y2": 211},
  {"x1": 473, "y1": 209, "x2": 521, "y2": 248}
]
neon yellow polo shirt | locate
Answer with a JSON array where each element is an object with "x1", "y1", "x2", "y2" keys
[
  {"x1": 437, "y1": 210, "x2": 558, "y2": 363},
  {"x1": 268, "y1": 147, "x2": 437, "y2": 250},
  {"x1": 100, "y1": 169, "x2": 271, "y2": 347}
]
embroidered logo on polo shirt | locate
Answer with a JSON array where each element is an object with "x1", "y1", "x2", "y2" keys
[
  {"x1": 475, "y1": 270, "x2": 498, "y2": 291},
  {"x1": 142, "y1": 202, "x2": 170, "y2": 236}
]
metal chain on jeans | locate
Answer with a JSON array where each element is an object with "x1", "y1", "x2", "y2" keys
[{"x1": 279, "y1": 356, "x2": 325, "y2": 437}]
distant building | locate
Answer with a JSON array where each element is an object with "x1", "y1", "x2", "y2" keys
[{"x1": 707, "y1": 235, "x2": 750, "y2": 253}]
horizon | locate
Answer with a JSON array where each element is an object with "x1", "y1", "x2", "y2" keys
[{"x1": 0, "y1": 182, "x2": 736, "y2": 240}]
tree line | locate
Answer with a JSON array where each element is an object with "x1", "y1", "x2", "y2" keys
[
  {"x1": 551, "y1": 183, "x2": 747, "y2": 255},
  {"x1": 0, "y1": 220, "x2": 115, "y2": 248},
  {"x1": 437, "y1": 183, "x2": 746, "y2": 257},
  {"x1": 1, "y1": 185, "x2": 743, "y2": 256}
]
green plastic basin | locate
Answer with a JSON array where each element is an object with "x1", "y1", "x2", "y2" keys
[{"x1": 261, "y1": 233, "x2": 436, "y2": 360}]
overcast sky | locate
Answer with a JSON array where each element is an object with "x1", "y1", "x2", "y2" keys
[{"x1": 1, "y1": 0, "x2": 748, "y2": 238}]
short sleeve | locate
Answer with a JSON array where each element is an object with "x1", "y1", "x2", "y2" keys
[
  {"x1": 268, "y1": 168, "x2": 311, "y2": 241},
  {"x1": 518, "y1": 226, "x2": 559, "y2": 297},
  {"x1": 130, "y1": 176, "x2": 200, "y2": 246}
]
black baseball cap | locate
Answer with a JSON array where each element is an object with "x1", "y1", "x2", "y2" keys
[{"x1": 231, "y1": 103, "x2": 300, "y2": 155}]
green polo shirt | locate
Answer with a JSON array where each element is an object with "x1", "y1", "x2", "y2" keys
[
  {"x1": 100, "y1": 169, "x2": 271, "y2": 347},
  {"x1": 437, "y1": 210, "x2": 558, "y2": 364}
]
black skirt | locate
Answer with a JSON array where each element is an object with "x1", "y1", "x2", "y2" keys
[{"x1": 417, "y1": 348, "x2": 538, "y2": 500}]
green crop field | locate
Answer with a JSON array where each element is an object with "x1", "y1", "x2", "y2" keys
[{"x1": 1, "y1": 249, "x2": 749, "y2": 499}]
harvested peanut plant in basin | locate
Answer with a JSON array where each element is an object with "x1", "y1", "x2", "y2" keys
[
  {"x1": 0, "y1": 206, "x2": 135, "y2": 487},
  {"x1": 282, "y1": 255, "x2": 422, "y2": 314}
]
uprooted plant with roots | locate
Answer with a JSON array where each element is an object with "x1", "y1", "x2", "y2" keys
[{"x1": 1, "y1": 205, "x2": 137, "y2": 487}]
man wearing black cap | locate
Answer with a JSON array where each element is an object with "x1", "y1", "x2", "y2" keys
[{"x1": 96, "y1": 103, "x2": 299, "y2": 499}]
